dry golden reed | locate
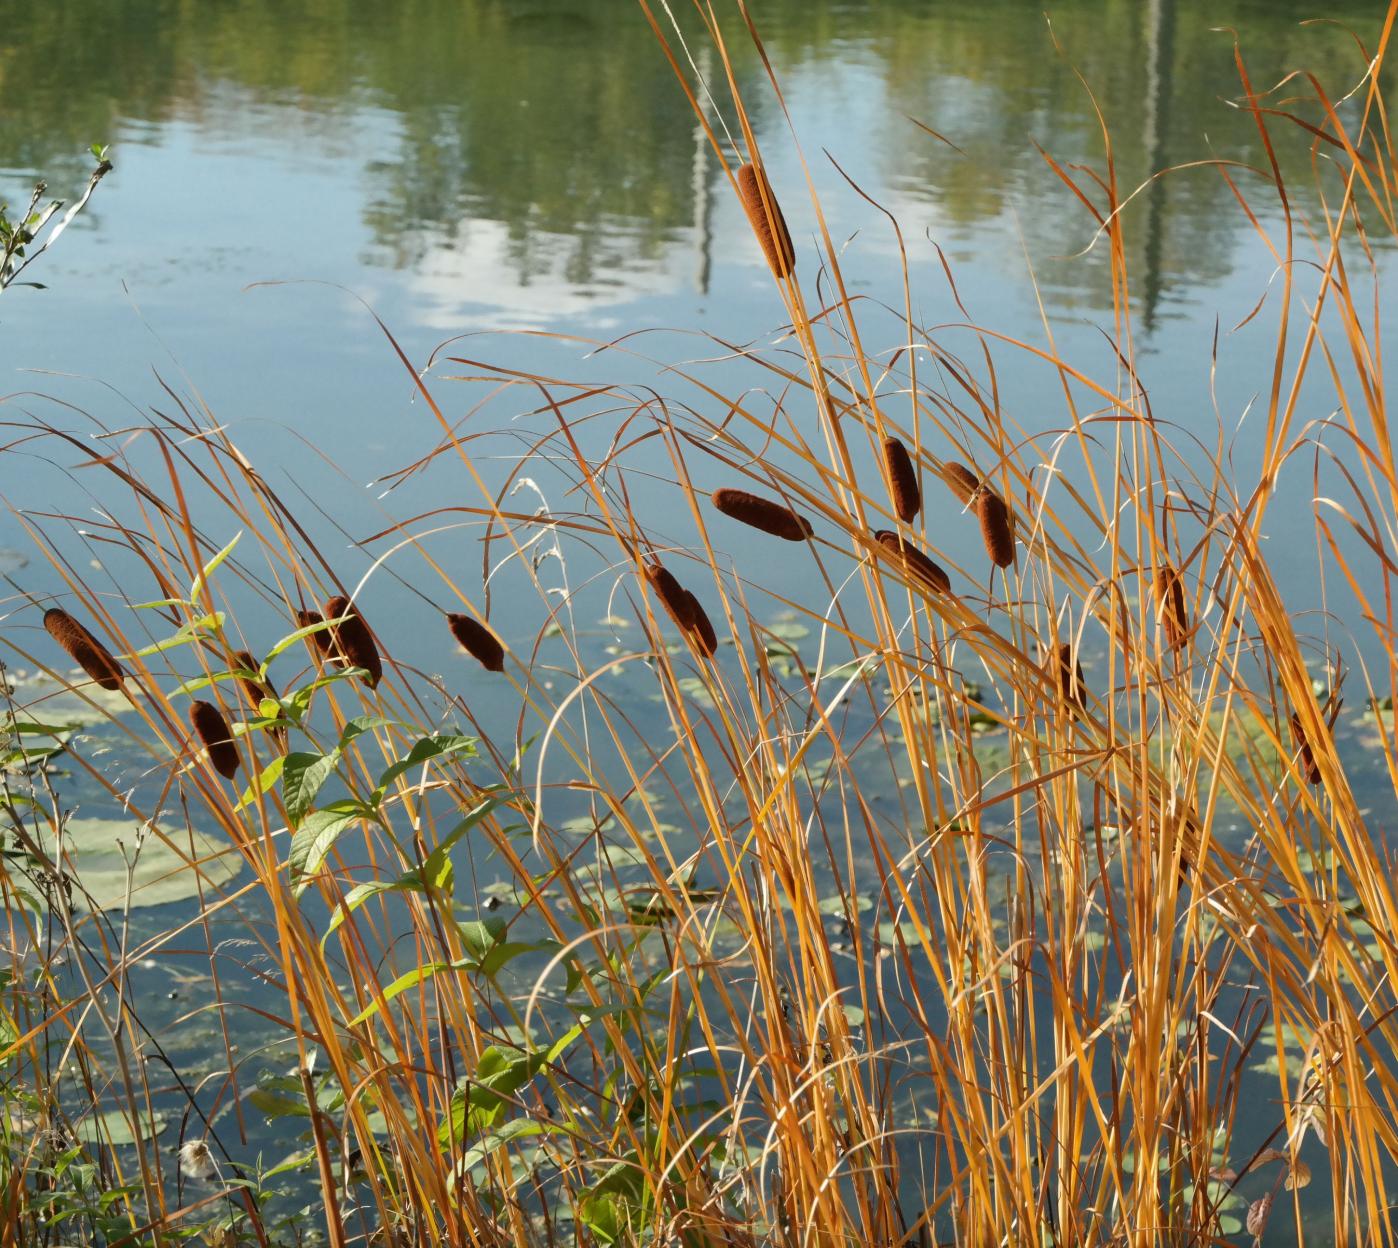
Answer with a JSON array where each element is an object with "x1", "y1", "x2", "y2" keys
[
  {"x1": 43, "y1": 607, "x2": 125, "y2": 691},
  {"x1": 942, "y1": 461, "x2": 981, "y2": 506},
  {"x1": 446, "y1": 613, "x2": 506, "y2": 672},
  {"x1": 874, "y1": 530, "x2": 951, "y2": 596},
  {"x1": 711, "y1": 487, "x2": 812, "y2": 541},
  {"x1": 324, "y1": 596, "x2": 383, "y2": 688},
  {"x1": 189, "y1": 699, "x2": 239, "y2": 779},
  {"x1": 1290, "y1": 712, "x2": 1322, "y2": 784},
  {"x1": 1155, "y1": 566, "x2": 1189, "y2": 651},
  {"x1": 976, "y1": 490, "x2": 1015, "y2": 568},
  {"x1": 737, "y1": 162, "x2": 795, "y2": 279},
  {"x1": 882, "y1": 437, "x2": 921, "y2": 522}
]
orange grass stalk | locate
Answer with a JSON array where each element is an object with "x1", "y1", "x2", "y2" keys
[
  {"x1": 1155, "y1": 566, "x2": 1189, "y2": 651},
  {"x1": 942, "y1": 461, "x2": 981, "y2": 507},
  {"x1": 446, "y1": 613, "x2": 506, "y2": 672},
  {"x1": 881, "y1": 437, "x2": 921, "y2": 522},
  {"x1": 1290, "y1": 712, "x2": 1323, "y2": 784},
  {"x1": 43, "y1": 608, "x2": 125, "y2": 691},
  {"x1": 976, "y1": 489, "x2": 1015, "y2": 568},
  {"x1": 711, "y1": 487, "x2": 813, "y2": 541},
  {"x1": 874, "y1": 530, "x2": 951, "y2": 596},
  {"x1": 189, "y1": 700, "x2": 239, "y2": 779},
  {"x1": 737, "y1": 163, "x2": 795, "y2": 279},
  {"x1": 324, "y1": 596, "x2": 383, "y2": 688}
]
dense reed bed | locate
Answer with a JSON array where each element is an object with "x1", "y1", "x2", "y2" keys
[{"x1": 4, "y1": 3, "x2": 1398, "y2": 1245}]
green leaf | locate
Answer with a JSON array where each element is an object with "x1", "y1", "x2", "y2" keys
[
  {"x1": 290, "y1": 801, "x2": 372, "y2": 894},
  {"x1": 417, "y1": 792, "x2": 508, "y2": 893},
  {"x1": 457, "y1": 1117, "x2": 562, "y2": 1172},
  {"x1": 282, "y1": 750, "x2": 342, "y2": 828},
  {"x1": 375, "y1": 734, "x2": 476, "y2": 798},
  {"x1": 264, "y1": 619, "x2": 338, "y2": 665},
  {"x1": 127, "y1": 612, "x2": 225, "y2": 658},
  {"x1": 235, "y1": 755, "x2": 286, "y2": 810},
  {"x1": 188, "y1": 531, "x2": 242, "y2": 604},
  {"x1": 349, "y1": 961, "x2": 451, "y2": 1026}
]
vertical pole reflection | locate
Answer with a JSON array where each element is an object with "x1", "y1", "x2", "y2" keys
[{"x1": 1141, "y1": 0, "x2": 1176, "y2": 334}]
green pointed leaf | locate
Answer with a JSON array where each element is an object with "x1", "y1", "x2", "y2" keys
[
  {"x1": 290, "y1": 802, "x2": 372, "y2": 894},
  {"x1": 188, "y1": 531, "x2": 242, "y2": 604},
  {"x1": 282, "y1": 749, "x2": 342, "y2": 828}
]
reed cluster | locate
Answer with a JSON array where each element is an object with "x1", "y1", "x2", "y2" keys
[{"x1": 3, "y1": 5, "x2": 1398, "y2": 1247}]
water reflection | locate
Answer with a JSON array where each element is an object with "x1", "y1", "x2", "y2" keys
[{"x1": 2, "y1": 0, "x2": 1390, "y2": 325}]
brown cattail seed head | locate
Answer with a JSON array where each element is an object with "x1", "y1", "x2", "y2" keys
[
  {"x1": 1047, "y1": 642, "x2": 1085, "y2": 709},
  {"x1": 882, "y1": 437, "x2": 921, "y2": 522},
  {"x1": 681, "y1": 589, "x2": 718, "y2": 657},
  {"x1": 711, "y1": 488, "x2": 812, "y2": 542},
  {"x1": 230, "y1": 651, "x2": 271, "y2": 710},
  {"x1": 447, "y1": 614, "x2": 505, "y2": 672},
  {"x1": 43, "y1": 608, "x2": 125, "y2": 692},
  {"x1": 942, "y1": 461, "x2": 981, "y2": 507},
  {"x1": 643, "y1": 562, "x2": 696, "y2": 632},
  {"x1": 190, "y1": 700, "x2": 239, "y2": 779},
  {"x1": 1155, "y1": 566, "x2": 1188, "y2": 651},
  {"x1": 976, "y1": 489, "x2": 1015, "y2": 568},
  {"x1": 1290, "y1": 712, "x2": 1322, "y2": 784},
  {"x1": 296, "y1": 610, "x2": 333, "y2": 658},
  {"x1": 737, "y1": 163, "x2": 795, "y2": 279},
  {"x1": 874, "y1": 530, "x2": 951, "y2": 596},
  {"x1": 324, "y1": 596, "x2": 383, "y2": 688}
]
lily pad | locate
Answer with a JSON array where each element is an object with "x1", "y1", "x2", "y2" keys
[
  {"x1": 0, "y1": 548, "x2": 26, "y2": 574},
  {"x1": 7, "y1": 667, "x2": 134, "y2": 728},
  {"x1": 39, "y1": 817, "x2": 243, "y2": 911}
]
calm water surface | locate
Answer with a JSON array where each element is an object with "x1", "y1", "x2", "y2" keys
[{"x1": 3, "y1": 2, "x2": 1395, "y2": 1236}]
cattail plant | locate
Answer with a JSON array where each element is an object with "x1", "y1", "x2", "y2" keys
[
  {"x1": 296, "y1": 609, "x2": 333, "y2": 659},
  {"x1": 446, "y1": 613, "x2": 506, "y2": 672},
  {"x1": 681, "y1": 589, "x2": 718, "y2": 656},
  {"x1": 874, "y1": 530, "x2": 951, "y2": 595},
  {"x1": 737, "y1": 162, "x2": 795, "y2": 279},
  {"x1": 42, "y1": 607, "x2": 125, "y2": 691},
  {"x1": 710, "y1": 487, "x2": 813, "y2": 541},
  {"x1": 1155, "y1": 565, "x2": 1189, "y2": 651},
  {"x1": 189, "y1": 700, "x2": 239, "y2": 779},
  {"x1": 642, "y1": 561, "x2": 716, "y2": 656},
  {"x1": 324, "y1": 596, "x2": 382, "y2": 688},
  {"x1": 881, "y1": 437, "x2": 921, "y2": 522},
  {"x1": 230, "y1": 650, "x2": 286, "y2": 747},
  {"x1": 1046, "y1": 641, "x2": 1086, "y2": 710},
  {"x1": 976, "y1": 489, "x2": 1015, "y2": 568},
  {"x1": 942, "y1": 461, "x2": 981, "y2": 506},
  {"x1": 1290, "y1": 712, "x2": 1323, "y2": 784}
]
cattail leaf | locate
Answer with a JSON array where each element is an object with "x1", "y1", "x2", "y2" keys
[
  {"x1": 187, "y1": 531, "x2": 242, "y2": 605},
  {"x1": 282, "y1": 749, "x2": 343, "y2": 828},
  {"x1": 348, "y1": 961, "x2": 453, "y2": 1027}
]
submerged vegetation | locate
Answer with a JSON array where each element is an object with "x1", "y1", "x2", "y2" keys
[{"x1": 6, "y1": 2, "x2": 1398, "y2": 1245}]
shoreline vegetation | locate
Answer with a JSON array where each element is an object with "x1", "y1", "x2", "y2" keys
[{"x1": 4, "y1": 2, "x2": 1398, "y2": 1244}]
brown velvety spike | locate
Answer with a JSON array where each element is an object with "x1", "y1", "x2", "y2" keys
[
  {"x1": 190, "y1": 700, "x2": 239, "y2": 779},
  {"x1": 874, "y1": 530, "x2": 951, "y2": 596},
  {"x1": 976, "y1": 489, "x2": 1015, "y2": 568},
  {"x1": 737, "y1": 163, "x2": 796, "y2": 279},
  {"x1": 1155, "y1": 566, "x2": 1188, "y2": 651},
  {"x1": 1290, "y1": 713, "x2": 1322, "y2": 785},
  {"x1": 324, "y1": 596, "x2": 383, "y2": 688},
  {"x1": 711, "y1": 487, "x2": 812, "y2": 541},
  {"x1": 447, "y1": 614, "x2": 505, "y2": 672},
  {"x1": 1047, "y1": 642, "x2": 1086, "y2": 709},
  {"x1": 942, "y1": 461, "x2": 981, "y2": 507},
  {"x1": 230, "y1": 650, "x2": 286, "y2": 746},
  {"x1": 882, "y1": 437, "x2": 921, "y2": 522},
  {"x1": 643, "y1": 562, "x2": 697, "y2": 631},
  {"x1": 680, "y1": 589, "x2": 718, "y2": 657},
  {"x1": 43, "y1": 608, "x2": 125, "y2": 691},
  {"x1": 296, "y1": 610, "x2": 334, "y2": 658}
]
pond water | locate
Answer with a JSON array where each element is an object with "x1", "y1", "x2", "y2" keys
[{"x1": 3, "y1": 0, "x2": 1396, "y2": 1240}]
